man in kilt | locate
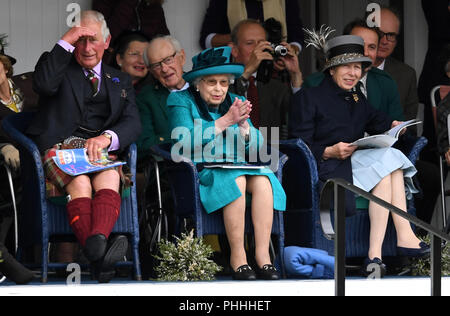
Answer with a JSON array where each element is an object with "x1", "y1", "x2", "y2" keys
[{"x1": 26, "y1": 10, "x2": 141, "y2": 283}]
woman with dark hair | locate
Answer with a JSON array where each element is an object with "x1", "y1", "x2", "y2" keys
[
  {"x1": 113, "y1": 32, "x2": 150, "y2": 94},
  {"x1": 0, "y1": 52, "x2": 34, "y2": 285},
  {"x1": 289, "y1": 34, "x2": 430, "y2": 277},
  {"x1": 0, "y1": 54, "x2": 23, "y2": 177}
]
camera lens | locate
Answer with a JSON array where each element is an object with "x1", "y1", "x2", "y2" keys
[{"x1": 274, "y1": 45, "x2": 288, "y2": 57}]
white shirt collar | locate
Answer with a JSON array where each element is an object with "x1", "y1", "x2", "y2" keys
[
  {"x1": 170, "y1": 82, "x2": 190, "y2": 92},
  {"x1": 359, "y1": 74, "x2": 368, "y2": 98},
  {"x1": 377, "y1": 60, "x2": 386, "y2": 71}
]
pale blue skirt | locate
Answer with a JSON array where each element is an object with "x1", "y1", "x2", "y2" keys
[{"x1": 351, "y1": 147, "x2": 418, "y2": 200}]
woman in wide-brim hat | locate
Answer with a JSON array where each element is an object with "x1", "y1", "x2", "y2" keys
[
  {"x1": 167, "y1": 46, "x2": 286, "y2": 281},
  {"x1": 289, "y1": 31, "x2": 430, "y2": 277}
]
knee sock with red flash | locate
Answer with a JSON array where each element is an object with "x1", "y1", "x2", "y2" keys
[
  {"x1": 91, "y1": 189, "x2": 121, "y2": 238},
  {"x1": 67, "y1": 197, "x2": 92, "y2": 247}
]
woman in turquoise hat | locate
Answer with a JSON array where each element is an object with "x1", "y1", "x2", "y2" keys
[{"x1": 167, "y1": 46, "x2": 286, "y2": 280}]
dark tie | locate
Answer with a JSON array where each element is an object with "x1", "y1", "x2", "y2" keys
[
  {"x1": 247, "y1": 76, "x2": 260, "y2": 129},
  {"x1": 86, "y1": 70, "x2": 99, "y2": 96}
]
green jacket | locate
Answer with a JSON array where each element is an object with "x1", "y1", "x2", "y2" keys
[
  {"x1": 136, "y1": 83, "x2": 171, "y2": 161},
  {"x1": 303, "y1": 68, "x2": 404, "y2": 121}
]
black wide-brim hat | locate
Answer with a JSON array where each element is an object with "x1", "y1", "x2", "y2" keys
[
  {"x1": 322, "y1": 35, "x2": 372, "y2": 72},
  {"x1": 0, "y1": 48, "x2": 16, "y2": 66},
  {"x1": 5, "y1": 55, "x2": 16, "y2": 66}
]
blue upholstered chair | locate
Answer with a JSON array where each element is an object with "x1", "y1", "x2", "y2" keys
[
  {"x1": 280, "y1": 136, "x2": 427, "y2": 258},
  {"x1": 150, "y1": 143, "x2": 287, "y2": 276},
  {"x1": 1, "y1": 112, "x2": 142, "y2": 282}
]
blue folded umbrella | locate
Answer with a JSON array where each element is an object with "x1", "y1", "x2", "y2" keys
[{"x1": 284, "y1": 246, "x2": 335, "y2": 279}]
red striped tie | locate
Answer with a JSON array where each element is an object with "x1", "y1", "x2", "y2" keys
[{"x1": 87, "y1": 70, "x2": 99, "y2": 96}]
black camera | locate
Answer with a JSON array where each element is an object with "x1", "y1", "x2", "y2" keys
[
  {"x1": 257, "y1": 18, "x2": 288, "y2": 84},
  {"x1": 272, "y1": 44, "x2": 288, "y2": 58}
]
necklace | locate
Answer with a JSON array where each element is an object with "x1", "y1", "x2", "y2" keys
[{"x1": 0, "y1": 80, "x2": 22, "y2": 113}]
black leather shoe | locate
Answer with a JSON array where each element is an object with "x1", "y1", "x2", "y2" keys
[
  {"x1": 84, "y1": 234, "x2": 107, "y2": 262},
  {"x1": 232, "y1": 265, "x2": 257, "y2": 281},
  {"x1": 362, "y1": 257, "x2": 386, "y2": 278},
  {"x1": 92, "y1": 235, "x2": 128, "y2": 284},
  {"x1": 256, "y1": 264, "x2": 280, "y2": 280},
  {"x1": 397, "y1": 242, "x2": 431, "y2": 259}
]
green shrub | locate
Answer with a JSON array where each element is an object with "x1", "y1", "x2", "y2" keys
[
  {"x1": 411, "y1": 235, "x2": 450, "y2": 276},
  {"x1": 154, "y1": 230, "x2": 222, "y2": 281}
]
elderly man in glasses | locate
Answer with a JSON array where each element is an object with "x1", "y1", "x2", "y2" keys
[
  {"x1": 374, "y1": 7, "x2": 440, "y2": 228},
  {"x1": 373, "y1": 7, "x2": 420, "y2": 123},
  {"x1": 136, "y1": 35, "x2": 189, "y2": 162}
]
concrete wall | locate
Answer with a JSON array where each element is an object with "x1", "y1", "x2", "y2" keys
[
  {"x1": 0, "y1": 0, "x2": 429, "y2": 80},
  {"x1": 0, "y1": 0, "x2": 208, "y2": 74},
  {"x1": 0, "y1": 0, "x2": 92, "y2": 75}
]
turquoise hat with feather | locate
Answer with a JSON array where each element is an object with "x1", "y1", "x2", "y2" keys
[{"x1": 183, "y1": 46, "x2": 244, "y2": 83}]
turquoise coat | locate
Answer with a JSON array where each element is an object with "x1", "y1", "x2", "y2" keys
[{"x1": 167, "y1": 89, "x2": 286, "y2": 214}]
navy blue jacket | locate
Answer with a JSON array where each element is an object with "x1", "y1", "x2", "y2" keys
[
  {"x1": 289, "y1": 75, "x2": 393, "y2": 215},
  {"x1": 27, "y1": 44, "x2": 141, "y2": 153}
]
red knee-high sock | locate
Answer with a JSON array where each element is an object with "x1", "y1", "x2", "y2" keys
[
  {"x1": 91, "y1": 189, "x2": 121, "y2": 239},
  {"x1": 67, "y1": 198, "x2": 92, "y2": 247}
]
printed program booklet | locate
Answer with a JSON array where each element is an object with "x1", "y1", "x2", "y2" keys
[
  {"x1": 203, "y1": 164, "x2": 266, "y2": 170},
  {"x1": 351, "y1": 119, "x2": 422, "y2": 149},
  {"x1": 52, "y1": 148, "x2": 126, "y2": 176}
]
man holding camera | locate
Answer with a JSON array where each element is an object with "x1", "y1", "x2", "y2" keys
[{"x1": 230, "y1": 19, "x2": 303, "y2": 142}]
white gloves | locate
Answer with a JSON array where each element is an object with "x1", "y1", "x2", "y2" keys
[{"x1": 0, "y1": 144, "x2": 20, "y2": 170}]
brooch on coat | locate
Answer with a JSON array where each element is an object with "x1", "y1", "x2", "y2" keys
[
  {"x1": 106, "y1": 73, "x2": 121, "y2": 84},
  {"x1": 352, "y1": 93, "x2": 359, "y2": 103}
]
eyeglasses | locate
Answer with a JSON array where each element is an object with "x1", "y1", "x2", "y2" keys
[
  {"x1": 126, "y1": 51, "x2": 144, "y2": 59},
  {"x1": 201, "y1": 78, "x2": 232, "y2": 87},
  {"x1": 149, "y1": 52, "x2": 178, "y2": 71},
  {"x1": 379, "y1": 31, "x2": 398, "y2": 42}
]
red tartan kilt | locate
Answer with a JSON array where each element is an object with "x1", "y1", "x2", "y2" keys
[
  {"x1": 42, "y1": 148, "x2": 125, "y2": 198},
  {"x1": 42, "y1": 148, "x2": 74, "y2": 198}
]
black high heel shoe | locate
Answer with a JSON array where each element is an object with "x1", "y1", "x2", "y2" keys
[
  {"x1": 232, "y1": 265, "x2": 257, "y2": 281},
  {"x1": 397, "y1": 242, "x2": 431, "y2": 259},
  {"x1": 255, "y1": 264, "x2": 280, "y2": 280}
]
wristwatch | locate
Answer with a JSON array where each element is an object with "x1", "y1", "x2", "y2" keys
[{"x1": 102, "y1": 132, "x2": 112, "y2": 143}]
